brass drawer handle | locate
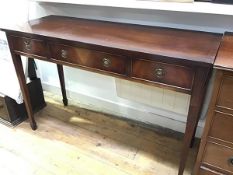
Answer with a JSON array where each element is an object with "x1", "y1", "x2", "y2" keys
[
  {"x1": 24, "y1": 40, "x2": 31, "y2": 51},
  {"x1": 61, "y1": 49, "x2": 68, "y2": 59},
  {"x1": 155, "y1": 67, "x2": 165, "y2": 79},
  {"x1": 228, "y1": 157, "x2": 233, "y2": 166},
  {"x1": 102, "y1": 58, "x2": 111, "y2": 68}
]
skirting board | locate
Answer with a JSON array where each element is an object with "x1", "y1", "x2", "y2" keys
[{"x1": 42, "y1": 82, "x2": 205, "y2": 138}]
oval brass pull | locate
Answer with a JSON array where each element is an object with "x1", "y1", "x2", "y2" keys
[
  {"x1": 24, "y1": 40, "x2": 31, "y2": 51},
  {"x1": 228, "y1": 157, "x2": 233, "y2": 166},
  {"x1": 155, "y1": 67, "x2": 165, "y2": 79},
  {"x1": 61, "y1": 49, "x2": 68, "y2": 59},
  {"x1": 102, "y1": 58, "x2": 111, "y2": 68}
]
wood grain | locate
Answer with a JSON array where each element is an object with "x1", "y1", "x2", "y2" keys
[
  {"x1": 9, "y1": 36, "x2": 48, "y2": 59},
  {"x1": 57, "y1": 64, "x2": 68, "y2": 106},
  {"x1": 194, "y1": 33, "x2": 233, "y2": 174},
  {"x1": 202, "y1": 142, "x2": 233, "y2": 174},
  {"x1": 2, "y1": 15, "x2": 221, "y2": 64},
  {"x1": 216, "y1": 75, "x2": 233, "y2": 110},
  {"x1": 194, "y1": 41, "x2": 233, "y2": 174},
  {"x1": 209, "y1": 111, "x2": 233, "y2": 144},
  {"x1": 132, "y1": 59, "x2": 194, "y2": 91},
  {"x1": 50, "y1": 43, "x2": 129, "y2": 76},
  {"x1": 7, "y1": 52, "x2": 37, "y2": 130},
  {"x1": 178, "y1": 67, "x2": 211, "y2": 175},
  {"x1": 215, "y1": 33, "x2": 233, "y2": 71},
  {"x1": 193, "y1": 70, "x2": 224, "y2": 175},
  {"x1": 2, "y1": 15, "x2": 222, "y2": 175},
  {"x1": 0, "y1": 92, "x2": 198, "y2": 175}
]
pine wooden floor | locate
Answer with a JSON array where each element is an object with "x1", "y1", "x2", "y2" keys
[{"x1": 0, "y1": 93, "x2": 198, "y2": 175}]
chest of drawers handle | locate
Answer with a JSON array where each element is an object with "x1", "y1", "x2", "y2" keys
[
  {"x1": 155, "y1": 67, "x2": 165, "y2": 79},
  {"x1": 102, "y1": 58, "x2": 111, "y2": 68},
  {"x1": 24, "y1": 40, "x2": 31, "y2": 51},
  {"x1": 228, "y1": 157, "x2": 233, "y2": 166},
  {"x1": 61, "y1": 49, "x2": 68, "y2": 59}
]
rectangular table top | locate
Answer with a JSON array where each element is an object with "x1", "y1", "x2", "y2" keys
[{"x1": 1, "y1": 15, "x2": 222, "y2": 65}]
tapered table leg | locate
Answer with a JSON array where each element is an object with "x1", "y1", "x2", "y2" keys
[
  {"x1": 190, "y1": 122, "x2": 198, "y2": 148},
  {"x1": 57, "y1": 64, "x2": 68, "y2": 106},
  {"x1": 11, "y1": 54, "x2": 37, "y2": 130},
  {"x1": 178, "y1": 67, "x2": 211, "y2": 175}
]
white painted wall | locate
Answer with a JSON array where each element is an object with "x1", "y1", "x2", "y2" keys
[
  {"x1": 0, "y1": 0, "x2": 29, "y2": 103},
  {"x1": 2, "y1": 1, "x2": 233, "y2": 137},
  {"x1": 31, "y1": 0, "x2": 233, "y2": 16}
]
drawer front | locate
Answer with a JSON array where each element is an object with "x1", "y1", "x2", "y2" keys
[
  {"x1": 132, "y1": 59, "x2": 194, "y2": 90},
  {"x1": 203, "y1": 142, "x2": 233, "y2": 174},
  {"x1": 50, "y1": 44, "x2": 128, "y2": 75},
  {"x1": 0, "y1": 97, "x2": 9, "y2": 121},
  {"x1": 10, "y1": 36, "x2": 48, "y2": 58},
  {"x1": 209, "y1": 112, "x2": 233, "y2": 143},
  {"x1": 217, "y1": 75, "x2": 233, "y2": 110}
]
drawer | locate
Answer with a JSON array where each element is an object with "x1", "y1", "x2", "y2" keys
[
  {"x1": 217, "y1": 75, "x2": 233, "y2": 110},
  {"x1": 9, "y1": 36, "x2": 48, "y2": 58},
  {"x1": 49, "y1": 44, "x2": 128, "y2": 75},
  {"x1": 203, "y1": 142, "x2": 233, "y2": 174},
  {"x1": 209, "y1": 112, "x2": 233, "y2": 144},
  {"x1": 132, "y1": 59, "x2": 194, "y2": 90}
]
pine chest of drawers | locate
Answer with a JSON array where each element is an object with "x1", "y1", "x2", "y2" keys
[{"x1": 194, "y1": 33, "x2": 233, "y2": 175}]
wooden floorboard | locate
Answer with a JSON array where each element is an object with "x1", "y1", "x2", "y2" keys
[{"x1": 0, "y1": 92, "x2": 198, "y2": 175}]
